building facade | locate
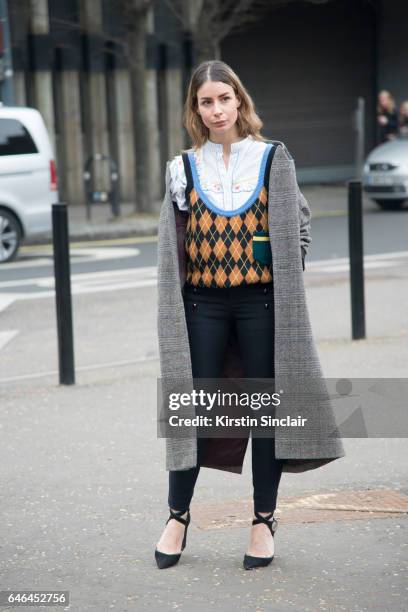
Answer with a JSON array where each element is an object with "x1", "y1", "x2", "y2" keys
[{"x1": 6, "y1": 0, "x2": 408, "y2": 206}]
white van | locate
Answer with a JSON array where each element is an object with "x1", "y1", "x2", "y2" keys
[{"x1": 0, "y1": 106, "x2": 58, "y2": 263}]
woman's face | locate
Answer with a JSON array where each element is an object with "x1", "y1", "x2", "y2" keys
[
  {"x1": 196, "y1": 81, "x2": 241, "y2": 139},
  {"x1": 379, "y1": 92, "x2": 391, "y2": 110}
]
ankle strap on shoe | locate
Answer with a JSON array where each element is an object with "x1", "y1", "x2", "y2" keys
[
  {"x1": 252, "y1": 511, "x2": 278, "y2": 536},
  {"x1": 167, "y1": 508, "x2": 190, "y2": 526}
]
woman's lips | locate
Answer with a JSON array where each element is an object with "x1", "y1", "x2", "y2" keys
[{"x1": 214, "y1": 121, "x2": 227, "y2": 126}]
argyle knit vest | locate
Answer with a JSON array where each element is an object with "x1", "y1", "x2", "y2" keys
[{"x1": 182, "y1": 143, "x2": 276, "y2": 288}]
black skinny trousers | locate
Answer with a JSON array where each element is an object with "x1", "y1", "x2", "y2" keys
[{"x1": 168, "y1": 280, "x2": 284, "y2": 514}]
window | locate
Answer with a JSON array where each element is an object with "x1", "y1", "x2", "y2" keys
[{"x1": 0, "y1": 119, "x2": 38, "y2": 156}]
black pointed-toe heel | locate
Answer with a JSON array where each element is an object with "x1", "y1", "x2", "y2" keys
[
  {"x1": 243, "y1": 511, "x2": 278, "y2": 570},
  {"x1": 155, "y1": 508, "x2": 191, "y2": 569}
]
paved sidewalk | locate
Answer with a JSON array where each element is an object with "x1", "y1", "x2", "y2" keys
[
  {"x1": 0, "y1": 254, "x2": 407, "y2": 611},
  {"x1": 24, "y1": 184, "x2": 378, "y2": 245}
]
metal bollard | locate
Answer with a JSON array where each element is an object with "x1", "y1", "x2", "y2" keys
[
  {"x1": 52, "y1": 203, "x2": 75, "y2": 384},
  {"x1": 348, "y1": 181, "x2": 366, "y2": 340}
]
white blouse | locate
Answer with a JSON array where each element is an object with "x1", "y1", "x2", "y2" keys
[{"x1": 169, "y1": 135, "x2": 268, "y2": 212}]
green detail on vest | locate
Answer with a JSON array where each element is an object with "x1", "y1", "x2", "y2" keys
[{"x1": 252, "y1": 231, "x2": 273, "y2": 265}]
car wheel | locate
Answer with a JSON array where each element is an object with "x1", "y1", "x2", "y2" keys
[
  {"x1": 374, "y1": 199, "x2": 405, "y2": 211},
  {"x1": 0, "y1": 209, "x2": 21, "y2": 263}
]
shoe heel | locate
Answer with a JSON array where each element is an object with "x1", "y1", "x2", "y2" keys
[
  {"x1": 243, "y1": 512, "x2": 278, "y2": 571},
  {"x1": 155, "y1": 508, "x2": 191, "y2": 569},
  {"x1": 181, "y1": 526, "x2": 188, "y2": 551}
]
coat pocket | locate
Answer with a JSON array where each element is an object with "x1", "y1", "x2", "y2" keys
[{"x1": 252, "y1": 231, "x2": 272, "y2": 265}]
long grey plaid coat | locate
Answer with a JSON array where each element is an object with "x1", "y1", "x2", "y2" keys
[{"x1": 157, "y1": 142, "x2": 345, "y2": 474}]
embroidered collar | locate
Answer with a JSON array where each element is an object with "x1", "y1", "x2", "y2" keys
[
  {"x1": 205, "y1": 135, "x2": 251, "y2": 155},
  {"x1": 187, "y1": 143, "x2": 273, "y2": 217}
]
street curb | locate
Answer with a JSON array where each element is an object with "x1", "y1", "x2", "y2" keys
[{"x1": 23, "y1": 219, "x2": 160, "y2": 246}]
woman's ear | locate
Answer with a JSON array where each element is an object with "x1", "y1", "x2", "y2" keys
[{"x1": 236, "y1": 95, "x2": 241, "y2": 109}]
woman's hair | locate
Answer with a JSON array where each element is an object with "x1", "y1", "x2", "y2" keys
[
  {"x1": 183, "y1": 60, "x2": 265, "y2": 149},
  {"x1": 377, "y1": 90, "x2": 396, "y2": 114}
]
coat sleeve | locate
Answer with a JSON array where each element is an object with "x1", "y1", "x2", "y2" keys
[
  {"x1": 297, "y1": 186, "x2": 312, "y2": 271},
  {"x1": 279, "y1": 142, "x2": 312, "y2": 272}
]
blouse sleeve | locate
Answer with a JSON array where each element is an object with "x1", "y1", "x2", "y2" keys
[{"x1": 169, "y1": 155, "x2": 188, "y2": 212}]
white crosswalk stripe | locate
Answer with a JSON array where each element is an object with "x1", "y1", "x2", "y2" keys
[
  {"x1": 306, "y1": 251, "x2": 408, "y2": 274},
  {"x1": 2, "y1": 246, "x2": 140, "y2": 269},
  {"x1": 0, "y1": 250, "x2": 407, "y2": 355},
  {"x1": 0, "y1": 267, "x2": 158, "y2": 316}
]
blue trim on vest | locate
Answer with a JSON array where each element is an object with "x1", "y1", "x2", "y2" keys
[{"x1": 187, "y1": 143, "x2": 274, "y2": 217}]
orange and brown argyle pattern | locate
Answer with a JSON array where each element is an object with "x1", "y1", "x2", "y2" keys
[{"x1": 185, "y1": 186, "x2": 273, "y2": 288}]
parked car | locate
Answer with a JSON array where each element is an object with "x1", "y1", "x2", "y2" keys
[
  {"x1": 363, "y1": 135, "x2": 408, "y2": 210},
  {"x1": 0, "y1": 105, "x2": 58, "y2": 263}
]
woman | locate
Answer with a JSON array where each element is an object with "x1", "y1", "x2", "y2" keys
[
  {"x1": 377, "y1": 90, "x2": 399, "y2": 143},
  {"x1": 155, "y1": 60, "x2": 344, "y2": 570},
  {"x1": 399, "y1": 100, "x2": 408, "y2": 136}
]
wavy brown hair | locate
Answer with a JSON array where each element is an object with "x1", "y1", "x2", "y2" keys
[{"x1": 183, "y1": 60, "x2": 266, "y2": 149}]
